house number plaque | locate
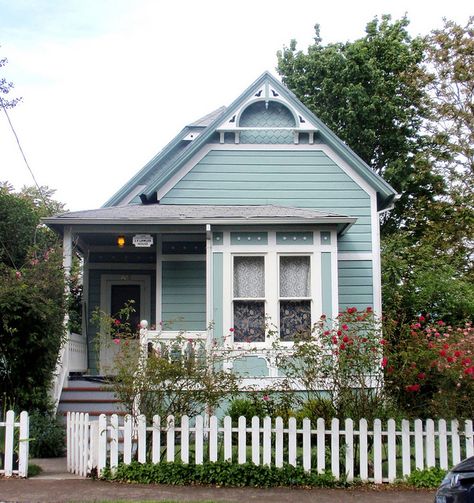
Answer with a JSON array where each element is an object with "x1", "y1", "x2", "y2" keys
[{"x1": 132, "y1": 234, "x2": 154, "y2": 247}]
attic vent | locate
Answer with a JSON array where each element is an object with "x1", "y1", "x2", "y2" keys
[
  {"x1": 239, "y1": 101, "x2": 296, "y2": 128},
  {"x1": 255, "y1": 90, "x2": 262, "y2": 97},
  {"x1": 299, "y1": 115, "x2": 306, "y2": 123}
]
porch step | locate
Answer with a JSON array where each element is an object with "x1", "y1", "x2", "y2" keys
[{"x1": 57, "y1": 376, "x2": 127, "y2": 420}]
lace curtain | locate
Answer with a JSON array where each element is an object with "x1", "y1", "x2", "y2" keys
[
  {"x1": 233, "y1": 256, "x2": 265, "y2": 298},
  {"x1": 279, "y1": 256, "x2": 310, "y2": 297}
]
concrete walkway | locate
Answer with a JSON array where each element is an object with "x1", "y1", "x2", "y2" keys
[{"x1": 0, "y1": 458, "x2": 436, "y2": 503}]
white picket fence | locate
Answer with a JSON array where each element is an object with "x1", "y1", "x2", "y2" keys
[
  {"x1": 0, "y1": 410, "x2": 29, "y2": 478},
  {"x1": 67, "y1": 412, "x2": 474, "y2": 483}
]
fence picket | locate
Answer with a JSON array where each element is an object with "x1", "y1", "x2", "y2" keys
[
  {"x1": 238, "y1": 416, "x2": 246, "y2": 464},
  {"x1": 152, "y1": 416, "x2": 161, "y2": 464},
  {"x1": 79, "y1": 413, "x2": 85, "y2": 476},
  {"x1": 4, "y1": 410, "x2": 14, "y2": 476},
  {"x1": 373, "y1": 419, "x2": 382, "y2": 484},
  {"x1": 288, "y1": 417, "x2": 297, "y2": 467},
  {"x1": 331, "y1": 418, "x2": 340, "y2": 479},
  {"x1": 465, "y1": 420, "x2": 474, "y2": 458},
  {"x1": 67, "y1": 412, "x2": 71, "y2": 472},
  {"x1": 209, "y1": 416, "x2": 218, "y2": 462},
  {"x1": 426, "y1": 419, "x2": 435, "y2": 468},
  {"x1": 317, "y1": 418, "x2": 325, "y2": 474},
  {"x1": 74, "y1": 412, "x2": 79, "y2": 474},
  {"x1": 401, "y1": 419, "x2": 411, "y2": 476},
  {"x1": 275, "y1": 416, "x2": 284, "y2": 468},
  {"x1": 263, "y1": 416, "x2": 271, "y2": 466},
  {"x1": 302, "y1": 418, "x2": 311, "y2": 473},
  {"x1": 452, "y1": 420, "x2": 461, "y2": 465},
  {"x1": 359, "y1": 419, "x2": 368, "y2": 481},
  {"x1": 387, "y1": 419, "x2": 396, "y2": 482},
  {"x1": 223, "y1": 415, "x2": 232, "y2": 462},
  {"x1": 181, "y1": 415, "x2": 190, "y2": 463},
  {"x1": 82, "y1": 413, "x2": 89, "y2": 477},
  {"x1": 110, "y1": 414, "x2": 119, "y2": 470},
  {"x1": 98, "y1": 414, "x2": 107, "y2": 476},
  {"x1": 251, "y1": 416, "x2": 260, "y2": 465},
  {"x1": 138, "y1": 414, "x2": 147, "y2": 463},
  {"x1": 345, "y1": 418, "x2": 354, "y2": 481},
  {"x1": 123, "y1": 415, "x2": 132, "y2": 465},
  {"x1": 414, "y1": 419, "x2": 424, "y2": 470},
  {"x1": 195, "y1": 415, "x2": 204, "y2": 464},
  {"x1": 439, "y1": 419, "x2": 448, "y2": 470},
  {"x1": 167, "y1": 415, "x2": 175, "y2": 463},
  {"x1": 18, "y1": 411, "x2": 29, "y2": 478}
]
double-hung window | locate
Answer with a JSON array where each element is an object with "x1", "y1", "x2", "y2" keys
[
  {"x1": 233, "y1": 256, "x2": 265, "y2": 343},
  {"x1": 279, "y1": 255, "x2": 311, "y2": 341}
]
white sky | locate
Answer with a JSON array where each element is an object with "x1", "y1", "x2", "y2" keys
[{"x1": 0, "y1": 0, "x2": 472, "y2": 211}]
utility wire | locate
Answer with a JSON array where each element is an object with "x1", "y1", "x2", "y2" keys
[{"x1": 0, "y1": 96, "x2": 49, "y2": 208}]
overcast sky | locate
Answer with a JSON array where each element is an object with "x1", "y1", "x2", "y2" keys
[{"x1": 0, "y1": 0, "x2": 472, "y2": 211}]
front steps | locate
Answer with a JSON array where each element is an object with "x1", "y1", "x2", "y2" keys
[{"x1": 57, "y1": 375, "x2": 127, "y2": 420}]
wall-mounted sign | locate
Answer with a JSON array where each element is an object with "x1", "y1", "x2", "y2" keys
[{"x1": 132, "y1": 234, "x2": 154, "y2": 248}]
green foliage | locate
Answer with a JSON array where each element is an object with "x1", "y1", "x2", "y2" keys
[
  {"x1": 404, "y1": 467, "x2": 446, "y2": 488},
  {"x1": 27, "y1": 463, "x2": 43, "y2": 477},
  {"x1": 384, "y1": 318, "x2": 474, "y2": 419},
  {"x1": 274, "y1": 308, "x2": 397, "y2": 422},
  {"x1": 102, "y1": 460, "x2": 344, "y2": 488},
  {"x1": 93, "y1": 307, "x2": 239, "y2": 420},
  {"x1": 28, "y1": 410, "x2": 65, "y2": 458},
  {"x1": 0, "y1": 253, "x2": 66, "y2": 412}
]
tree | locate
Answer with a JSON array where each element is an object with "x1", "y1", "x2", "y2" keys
[
  {"x1": 277, "y1": 16, "x2": 440, "y2": 233},
  {"x1": 0, "y1": 185, "x2": 66, "y2": 413},
  {"x1": 0, "y1": 54, "x2": 20, "y2": 109}
]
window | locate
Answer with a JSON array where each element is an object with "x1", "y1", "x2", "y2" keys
[
  {"x1": 279, "y1": 256, "x2": 311, "y2": 341},
  {"x1": 233, "y1": 256, "x2": 265, "y2": 342}
]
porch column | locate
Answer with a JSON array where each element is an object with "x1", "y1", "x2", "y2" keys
[
  {"x1": 205, "y1": 224, "x2": 212, "y2": 350},
  {"x1": 63, "y1": 226, "x2": 73, "y2": 329}
]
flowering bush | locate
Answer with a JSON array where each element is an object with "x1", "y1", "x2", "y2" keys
[
  {"x1": 384, "y1": 316, "x2": 474, "y2": 419},
  {"x1": 275, "y1": 307, "x2": 396, "y2": 422}
]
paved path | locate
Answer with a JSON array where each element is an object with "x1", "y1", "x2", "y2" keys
[{"x1": 0, "y1": 458, "x2": 436, "y2": 502}]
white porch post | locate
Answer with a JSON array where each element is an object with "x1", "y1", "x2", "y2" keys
[
  {"x1": 63, "y1": 226, "x2": 73, "y2": 327},
  {"x1": 205, "y1": 224, "x2": 213, "y2": 350}
]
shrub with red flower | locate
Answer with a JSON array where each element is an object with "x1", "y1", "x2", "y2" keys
[{"x1": 384, "y1": 318, "x2": 474, "y2": 419}]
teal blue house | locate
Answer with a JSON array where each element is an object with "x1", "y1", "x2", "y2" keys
[{"x1": 46, "y1": 72, "x2": 396, "y2": 392}]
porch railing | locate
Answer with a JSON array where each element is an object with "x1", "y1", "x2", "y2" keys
[{"x1": 51, "y1": 332, "x2": 88, "y2": 410}]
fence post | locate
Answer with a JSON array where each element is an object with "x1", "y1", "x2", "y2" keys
[
  {"x1": 4, "y1": 410, "x2": 14, "y2": 476},
  {"x1": 18, "y1": 411, "x2": 29, "y2": 478},
  {"x1": 138, "y1": 414, "x2": 147, "y2": 463}
]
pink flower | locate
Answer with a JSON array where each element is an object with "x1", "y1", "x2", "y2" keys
[
  {"x1": 113, "y1": 338, "x2": 120, "y2": 345},
  {"x1": 339, "y1": 343, "x2": 346, "y2": 350},
  {"x1": 342, "y1": 335, "x2": 349, "y2": 343},
  {"x1": 263, "y1": 395, "x2": 269, "y2": 401},
  {"x1": 380, "y1": 339, "x2": 386, "y2": 346},
  {"x1": 15, "y1": 271, "x2": 21, "y2": 279},
  {"x1": 366, "y1": 307, "x2": 373, "y2": 313},
  {"x1": 419, "y1": 315, "x2": 425, "y2": 322},
  {"x1": 417, "y1": 372, "x2": 426, "y2": 380},
  {"x1": 114, "y1": 319, "x2": 121, "y2": 326},
  {"x1": 342, "y1": 324, "x2": 349, "y2": 331},
  {"x1": 320, "y1": 314, "x2": 327, "y2": 319},
  {"x1": 229, "y1": 328, "x2": 235, "y2": 332},
  {"x1": 381, "y1": 357, "x2": 388, "y2": 368},
  {"x1": 323, "y1": 330, "x2": 330, "y2": 336},
  {"x1": 405, "y1": 384, "x2": 420, "y2": 392}
]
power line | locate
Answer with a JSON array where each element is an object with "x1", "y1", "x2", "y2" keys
[{"x1": 0, "y1": 96, "x2": 49, "y2": 208}]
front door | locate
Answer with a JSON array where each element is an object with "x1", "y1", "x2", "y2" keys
[{"x1": 99, "y1": 275, "x2": 151, "y2": 374}]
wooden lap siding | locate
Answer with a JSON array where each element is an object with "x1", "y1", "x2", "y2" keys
[{"x1": 338, "y1": 260, "x2": 374, "y2": 311}]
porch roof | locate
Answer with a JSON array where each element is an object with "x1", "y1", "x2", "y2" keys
[{"x1": 44, "y1": 204, "x2": 356, "y2": 233}]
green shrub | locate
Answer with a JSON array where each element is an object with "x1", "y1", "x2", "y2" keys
[
  {"x1": 29, "y1": 411, "x2": 65, "y2": 458},
  {"x1": 405, "y1": 467, "x2": 446, "y2": 488},
  {"x1": 102, "y1": 460, "x2": 346, "y2": 488}
]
